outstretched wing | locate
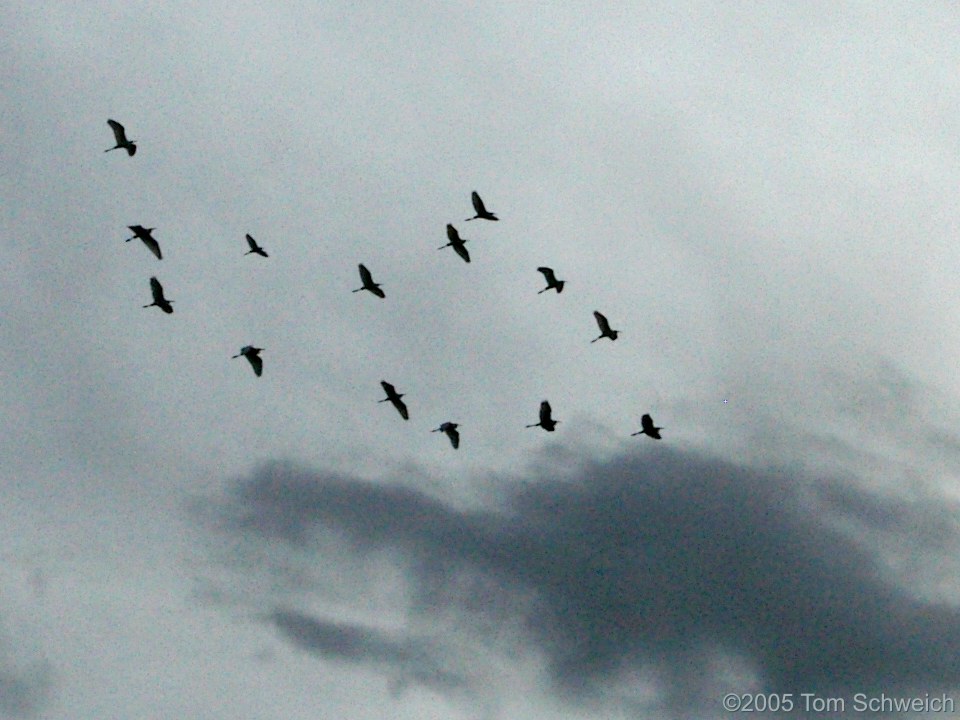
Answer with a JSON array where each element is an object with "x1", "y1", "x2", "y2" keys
[
  {"x1": 593, "y1": 311, "x2": 611, "y2": 334},
  {"x1": 453, "y1": 243, "x2": 470, "y2": 263},
  {"x1": 143, "y1": 234, "x2": 162, "y2": 260},
  {"x1": 359, "y1": 264, "x2": 374, "y2": 286},
  {"x1": 394, "y1": 397, "x2": 409, "y2": 420},
  {"x1": 537, "y1": 266, "x2": 556, "y2": 284},
  {"x1": 149, "y1": 276, "x2": 164, "y2": 302},
  {"x1": 540, "y1": 400, "x2": 552, "y2": 425},
  {"x1": 472, "y1": 191, "x2": 487, "y2": 215},
  {"x1": 381, "y1": 381, "x2": 396, "y2": 397},
  {"x1": 447, "y1": 427, "x2": 460, "y2": 448},
  {"x1": 446, "y1": 224, "x2": 460, "y2": 243},
  {"x1": 107, "y1": 119, "x2": 127, "y2": 145},
  {"x1": 248, "y1": 353, "x2": 263, "y2": 377},
  {"x1": 641, "y1": 414, "x2": 654, "y2": 431}
]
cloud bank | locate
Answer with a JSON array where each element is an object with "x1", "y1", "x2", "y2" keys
[{"x1": 203, "y1": 425, "x2": 960, "y2": 712}]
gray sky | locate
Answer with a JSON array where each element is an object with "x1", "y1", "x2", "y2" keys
[{"x1": 4, "y1": 2, "x2": 960, "y2": 718}]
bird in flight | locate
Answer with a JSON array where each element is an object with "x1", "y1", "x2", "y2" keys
[
  {"x1": 232, "y1": 346, "x2": 264, "y2": 377},
  {"x1": 591, "y1": 311, "x2": 619, "y2": 343},
  {"x1": 352, "y1": 264, "x2": 385, "y2": 298},
  {"x1": 378, "y1": 381, "x2": 409, "y2": 420},
  {"x1": 143, "y1": 277, "x2": 173, "y2": 314},
  {"x1": 525, "y1": 400, "x2": 559, "y2": 431},
  {"x1": 126, "y1": 225, "x2": 162, "y2": 260},
  {"x1": 439, "y1": 224, "x2": 470, "y2": 263},
  {"x1": 105, "y1": 119, "x2": 137, "y2": 156},
  {"x1": 536, "y1": 267, "x2": 565, "y2": 294},
  {"x1": 631, "y1": 413, "x2": 663, "y2": 440},
  {"x1": 432, "y1": 422, "x2": 460, "y2": 449},
  {"x1": 244, "y1": 234, "x2": 269, "y2": 257},
  {"x1": 465, "y1": 191, "x2": 498, "y2": 221}
]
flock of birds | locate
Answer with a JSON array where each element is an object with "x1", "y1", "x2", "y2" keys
[{"x1": 106, "y1": 119, "x2": 664, "y2": 449}]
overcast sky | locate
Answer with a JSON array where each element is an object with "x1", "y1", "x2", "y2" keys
[{"x1": 4, "y1": 2, "x2": 960, "y2": 718}]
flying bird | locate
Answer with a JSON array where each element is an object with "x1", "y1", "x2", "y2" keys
[
  {"x1": 591, "y1": 311, "x2": 620, "y2": 343},
  {"x1": 232, "y1": 346, "x2": 264, "y2": 377},
  {"x1": 525, "y1": 400, "x2": 559, "y2": 432},
  {"x1": 631, "y1": 413, "x2": 663, "y2": 440},
  {"x1": 378, "y1": 381, "x2": 409, "y2": 420},
  {"x1": 352, "y1": 264, "x2": 385, "y2": 298},
  {"x1": 465, "y1": 191, "x2": 498, "y2": 221},
  {"x1": 439, "y1": 224, "x2": 470, "y2": 263},
  {"x1": 143, "y1": 277, "x2": 173, "y2": 313},
  {"x1": 244, "y1": 234, "x2": 269, "y2": 257},
  {"x1": 432, "y1": 422, "x2": 460, "y2": 449},
  {"x1": 536, "y1": 266, "x2": 565, "y2": 294},
  {"x1": 105, "y1": 119, "x2": 136, "y2": 156},
  {"x1": 125, "y1": 225, "x2": 162, "y2": 259}
]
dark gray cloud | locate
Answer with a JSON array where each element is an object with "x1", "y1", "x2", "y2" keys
[
  {"x1": 268, "y1": 609, "x2": 467, "y2": 693},
  {"x1": 212, "y1": 449, "x2": 960, "y2": 712}
]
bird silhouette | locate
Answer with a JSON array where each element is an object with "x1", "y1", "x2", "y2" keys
[
  {"x1": 591, "y1": 311, "x2": 619, "y2": 342},
  {"x1": 232, "y1": 346, "x2": 264, "y2": 376},
  {"x1": 432, "y1": 422, "x2": 460, "y2": 449},
  {"x1": 525, "y1": 400, "x2": 559, "y2": 431},
  {"x1": 125, "y1": 225, "x2": 162, "y2": 260},
  {"x1": 439, "y1": 224, "x2": 470, "y2": 263},
  {"x1": 378, "y1": 381, "x2": 409, "y2": 420},
  {"x1": 352, "y1": 264, "x2": 385, "y2": 298},
  {"x1": 105, "y1": 119, "x2": 136, "y2": 156},
  {"x1": 464, "y1": 191, "x2": 498, "y2": 221},
  {"x1": 631, "y1": 413, "x2": 663, "y2": 440},
  {"x1": 244, "y1": 234, "x2": 269, "y2": 257},
  {"x1": 537, "y1": 267, "x2": 565, "y2": 294},
  {"x1": 143, "y1": 277, "x2": 173, "y2": 313}
]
